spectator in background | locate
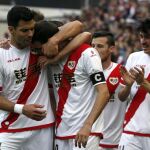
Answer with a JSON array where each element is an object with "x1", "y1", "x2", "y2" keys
[{"x1": 63, "y1": 0, "x2": 149, "y2": 63}]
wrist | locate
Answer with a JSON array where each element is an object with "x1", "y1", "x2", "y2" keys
[
  {"x1": 125, "y1": 84, "x2": 132, "y2": 89},
  {"x1": 83, "y1": 121, "x2": 93, "y2": 129},
  {"x1": 48, "y1": 36, "x2": 59, "y2": 45},
  {"x1": 140, "y1": 78, "x2": 147, "y2": 86},
  {"x1": 14, "y1": 104, "x2": 24, "y2": 114}
]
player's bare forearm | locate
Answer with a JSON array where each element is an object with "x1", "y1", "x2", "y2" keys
[
  {"x1": 0, "y1": 95, "x2": 15, "y2": 112},
  {"x1": 0, "y1": 95, "x2": 46, "y2": 121},
  {"x1": 42, "y1": 21, "x2": 83, "y2": 57},
  {"x1": 58, "y1": 32, "x2": 91, "y2": 59},
  {"x1": 75, "y1": 83, "x2": 109, "y2": 148},
  {"x1": 83, "y1": 83, "x2": 109, "y2": 127},
  {"x1": 118, "y1": 85, "x2": 132, "y2": 101},
  {"x1": 140, "y1": 79, "x2": 150, "y2": 93},
  {"x1": 49, "y1": 20, "x2": 83, "y2": 44}
]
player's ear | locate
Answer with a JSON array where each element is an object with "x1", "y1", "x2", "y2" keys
[
  {"x1": 8, "y1": 26, "x2": 15, "y2": 35},
  {"x1": 110, "y1": 46, "x2": 115, "y2": 53}
]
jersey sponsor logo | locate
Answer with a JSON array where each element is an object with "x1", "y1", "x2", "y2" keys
[
  {"x1": 90, "y1": 72, "x2": 105, "y2": 85},
  {"x1": 67, "y1": 61, "x2": 76, "y2": 70},
  {"x1": 53, "y1": 73, "x2": 76, "y2": 88},
  {"x1": 109, "y1": 77, "x2": 119, "y2": 85},
  {"x1": 14, "y1": 64, "x2": 41, "y2": 84},
  {"x1": 7, "y1": 58, "x2": 21, "y2": 63},
  {"x1": 14, "y1": 68, "x2": 26, "y2": 84}
]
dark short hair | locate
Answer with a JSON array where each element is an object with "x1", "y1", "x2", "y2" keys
[
  {"x1": 7, "y1": 5, "x2": 34, "y2": 28},
  {"x1": 32, "y1": 20, "x2": 59, "y2": 44},
  {"x1": 31, "y1": 10, "x2": 45, "y2": 22},
  {"x1": 138, "y1": 18, "x2": 150, "y2": 34},
  {"x1": 51, "y1": 20, "x2": 64, "y2": 27},
  {"x1": 92, "y1": 31, "x2": 115, "y2": 47}
]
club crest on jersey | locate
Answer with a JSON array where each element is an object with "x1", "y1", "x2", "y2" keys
[
  {"x1": 67, "y1": 61, "x2": 76, "y2": 70},
  {"x1": 90, "y1": 50, "x2": 97, "y2": 57},
  {"x1": 109, "y1": 77, "x2": 119, "y2": 85}
]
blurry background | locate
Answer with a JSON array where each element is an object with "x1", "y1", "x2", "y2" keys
[{"x1": 0, "y1": 0, "x2": 150, "y2": 63}]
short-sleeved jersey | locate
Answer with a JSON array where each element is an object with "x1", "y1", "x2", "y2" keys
[
  {"x1": 99, "y1": 62, "x2": 127, "y2": 148},
  {"x1": 49, "y1": 44, "x2": 106, "y2": 139},
  {"x1": 123, "y1": 51, "x2": 150, "y2": 136},
  {"x1": 0, "y1": 45, "x2": 54, "y2": 132}
]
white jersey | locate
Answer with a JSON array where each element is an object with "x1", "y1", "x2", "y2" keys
[
  {"x1": 99, "y1": 62, "x2": 127, "y2": 148},
  {"x1": 0, "y1": 45, "x2": 54, "y2": 133},
  {"x1": 123, "y1": 51, "x2": 150, "y2": 136},
  {"x1": 49, "y1": 44, "x2": 106, "y2": 139}
]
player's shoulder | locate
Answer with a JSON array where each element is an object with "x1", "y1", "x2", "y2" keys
[
  {"x1": 129, "y1": 51, "x2": 144, "y2": 58},
  {"x1": 82, "y1": 45, "x2": 99, "y2": 58},
  {"x1": 0, "y1": 47, "x2": 7, "y2": 57}
]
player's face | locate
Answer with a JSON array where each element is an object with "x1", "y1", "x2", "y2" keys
[
  {"x1": 139, "y1": 32, "x2": 150, "y2": 54},
  {"x1": 91, "y1": 37, "x2": 112, "y2": 62},
  {"x1": 9, "y1": 19, "x2": 35, "y2": 49},
  {"x1": 30, "y1": 41, "x2": 43, "y2": 55}
]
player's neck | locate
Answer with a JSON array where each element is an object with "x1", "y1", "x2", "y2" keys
[{"x1": 102, "y1": 59, "x2": 112, "y2": 70}]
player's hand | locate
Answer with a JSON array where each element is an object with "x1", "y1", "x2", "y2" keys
[
  {"x1": 0, "y1": 39, "x2": 10, "y2": 49},
  {"x1": 75, "y1": 124, "x2": 91, "y2": 148},
  {"x1": 38, "y1": 56, "x2": 50, "y2": 68},
  {"x1": 38, "y1": 54, "x2": 61, "y2": 68},
  {"x1": 42, "y1": 37, "x2": 59, "y2": 57},
  {"x1": 120, "y1": 66, "x2": 134, "y2": 87},
  {"x1": 45, "y1": 53, "x2": 62, "y2": 65},
  {"x1": 22, "y1": 104, "x2": 47, "y2": 121},
  {"x1": 130, "y1": 66, "x2": 145, "y2": 85}
]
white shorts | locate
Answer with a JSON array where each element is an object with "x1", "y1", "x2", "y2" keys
[
  {"x1": 0, "y1": 127, "x2": 53, "y2": 150},
  {"x1": 118, "y1": 133, "x2": 150, "y2": 150},
  {"x1": 55, "y1": 136, "x2": 100, "y2": 150}
]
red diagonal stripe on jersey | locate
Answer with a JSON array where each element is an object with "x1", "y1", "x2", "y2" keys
[
  {"x1": 56, "y1": 44, "x2": 90, "y2": 127},
  {"x1": 123, "y1": 73, "x2": 150, "y2": 128},
  {"x1": 1, "y1": 53, "x2": 39, "y2": 129},
  {"x1": 106, "y1": 64, "x2": 122, "y2": 94}
]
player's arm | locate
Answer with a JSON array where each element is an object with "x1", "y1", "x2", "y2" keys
[
  {"x1": 38, "y1": 32, "x2": 91, "y2": 66},
  {"x1": 0, "y1": 95, "x2": 15, "y2": 112},
  {"x1": 0, "y1": 95, "x2": 47, "y2": 121},
  {"x1": 130, "y1": 66, "x2": 150, "y2": 93},
  {"x1": 75, "y1": 82, "x2": 109, "y2": 148},
  {"x1": 118, "y1": 85, "x2": 132, "y2": 102},
  {"x1": 42, "y1": 20, "x2": 83, "y2": 56},
  {"x1": 118, "y1": 65, "x2": 134, "y2": 101},
  {"x1": 140, "y1": 79, "x2": 150, "y2": 93},
  {"x1": 57, "y1": 32, "x2": 91, "y2": 61}
]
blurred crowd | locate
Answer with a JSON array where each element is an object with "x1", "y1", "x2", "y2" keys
[
  {"x1": 63, "y1": 0, "x2": 150, "y2": 64},
  {"x1": 3, "y1": 0, "x2": 150, "y2": 64}
]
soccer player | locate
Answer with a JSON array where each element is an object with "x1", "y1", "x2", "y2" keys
[
  {"x1": 31, "y1": 20, "x2": 110, "y2": 150},
  {"x1": 118, "y1": 18, "x2": 150, "y2": 149},
  {"x1": 0, "y1": 6, "x2": 83, "y2": 150},
  {"x1": 91, "y1": 31, "x2": 127, "y2": 150}
]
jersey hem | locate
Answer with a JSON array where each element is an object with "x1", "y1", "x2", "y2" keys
[
  {"x1": 123, "y1": 130, "x2": 150, "y2": 137},
  {"x1": 56, "y1": 132, "x2": 103, "y2": 140},
  {"x1": 0, "y1": 122, "x2": 55, "y2": 133},
  {"x1": 99, "y1": 143, "x2": 118, "y2": 148}
]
